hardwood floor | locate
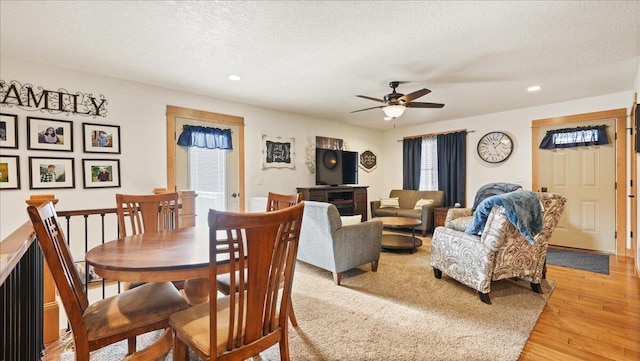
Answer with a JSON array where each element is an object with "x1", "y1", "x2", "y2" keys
[
  {"x1": 43, "y1": 252, "x2": 640, "y2": 361},
  {"x1": 520, "y1": 254, "x2": 640, "y2": 361}
]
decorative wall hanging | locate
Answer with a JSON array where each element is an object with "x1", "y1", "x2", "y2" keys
[
  {"x1": 359, "y1": 150, "x2": 378, "y2": 173},
  {"x1": 29, "y1": 156, "x2": 75, "y2": 189},
  {"x1": 82, "y1": 159, "x2": 121, "y2": 188},
  {"x1": 0, "y1": 80, "x2": 108, "y2": 117},
  {"x1": 305, "y1": 136, "x2": 315, "y2": 174},
  {"x1": 0, "y1": 113, "x2": 18, "y2": 149},
  {"x1": 83, "y1": 123, "x2": 121, "y2": 154},
  {"x1": 27, "y1": 116, "x2": 73, "y2": 152},
  {"x1": 262, "y1": 134, "x2": 294, "y2": 169},
  {"x1": 315, "y1": 136, "x2": 345, "y2": 150},
  {"x1": 0, "y1": 155, "x2": 20, "y2": 190}
]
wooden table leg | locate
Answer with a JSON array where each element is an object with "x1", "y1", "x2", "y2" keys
[
  {"x1": 182, "y1": 277, "x2": 210, "y2": 305},
  {"x1": 122, "y1": 328, "x2": 172, "y2": 361}
]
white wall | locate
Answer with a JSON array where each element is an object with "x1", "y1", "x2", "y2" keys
[
  {"x1": 380, "y1": 92, "x2": 631, "y2": 204},
  {"x1": 0, "y1": 56, "x2": 385, "y2": 239}
]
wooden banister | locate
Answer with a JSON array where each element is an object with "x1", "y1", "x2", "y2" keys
[
  {"x1": 154, "y1": 188, "x2": 197, "y2": 228},
  {"x1": 0, "y1": 221, "x2": 43, "y2": 359},
  {"x1": 25, "y1": 194, "x2": 60, "y2": 345},
  {"x1": 178, "y1": 190, "x2": 197, "y2": 228}
]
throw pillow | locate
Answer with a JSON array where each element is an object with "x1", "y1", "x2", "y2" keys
[
  {"x1": 379, "y1": 197, "x2": 400, "y2": 208},
  {"x1": 447, "y1": 216, "x2": 473, "y2": 232},
  {"x1": 414, "y1": 198, "x2": 434, "y2": 210},
  {"x1": 340, "y1": 215, "x2": 362, "y2": 226}
]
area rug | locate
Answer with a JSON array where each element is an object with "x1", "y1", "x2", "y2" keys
[
  {"x1": 546, "y1": 247, "x2": 609, "y2": 275},
  {"x1": 61, "y1": 241, "x2": 555, "y2": 361}
]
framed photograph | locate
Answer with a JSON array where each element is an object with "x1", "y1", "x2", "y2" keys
[
  {"x1": 0, "y1": 113, "x2": 18, "y2": 149},
  {"x1": 0, "y1": 155, "x2": 20, "y2": 190},
  {"x1": 82, "y1": 159, "x2": 121, "y2": 188},
  {"x1": 262, "y1": 134, "x2": 295, "y2": 169},
  {"x1": 82, "y1": 123, "x2": 121, "y2": 154},
  {"x1": 27, "y1": 117, "x2": 73, "y2": 152},
  {"x1": 75, "y1": 261, "x2": 102, "y2": 285},
  {"x1": 29, "y1": 157, "x2": 75, "y2": 189}
]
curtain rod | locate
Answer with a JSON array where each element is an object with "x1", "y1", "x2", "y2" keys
[{"x1": 398, "y1": 129, "x2": 474, "y2": 142}]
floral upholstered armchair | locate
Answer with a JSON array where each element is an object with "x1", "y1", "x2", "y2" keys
[{"x1": 430, "y1": 192, "x2": 566, "y2": 304}]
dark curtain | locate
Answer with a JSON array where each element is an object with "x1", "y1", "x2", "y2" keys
[
  {"x1": 539, "y1": 125, "x2": 608, "y2": 149},
  {"x1": 402, "y1": 137, "x2": 422, "y2": 190},
  {"x1": 177, "y1": 125, "x2": 233, "y2": 149},
  {"x1": 437, "y1": 131, "x2": 466, "y2": 207}
]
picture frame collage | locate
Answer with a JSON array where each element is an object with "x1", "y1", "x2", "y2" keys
[{"x1": 0, "y1": 114, "x2": 122, "y2": 190}]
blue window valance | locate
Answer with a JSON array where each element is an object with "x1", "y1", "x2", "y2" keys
[
  {"x1": 539, "y1": 125, "x2": 608, "y2": 149},
  {"x1": 177, "y1": 125, "x2": 232, "y2": 150}
]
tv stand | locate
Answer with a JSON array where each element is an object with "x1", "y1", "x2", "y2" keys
[{"x1": 296, "y1": 186, "x2": 368, "y2": 221}]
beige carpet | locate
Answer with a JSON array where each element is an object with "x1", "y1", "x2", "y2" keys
[{"x1": 62, "y1": 236, "x2": 554, "y2": 361}]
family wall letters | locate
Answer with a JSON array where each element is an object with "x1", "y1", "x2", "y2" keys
[{"x1": 0, "y1": 80, "x2": 108, "y2": 117}]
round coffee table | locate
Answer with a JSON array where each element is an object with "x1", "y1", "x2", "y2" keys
[{"x1": 379, "y1": 217, "x2": 422, "y2": 253}]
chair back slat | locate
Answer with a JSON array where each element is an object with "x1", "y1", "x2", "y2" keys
[
  {"x1": 116, "y1": 193, "x2": 180, "y2": 238},
  {"x1": 27, "y1": 202, "x2": 90, "y2": 343},
  {"x1": 266, "y1": 192, "x2": 303, "y2": 212},
  {"x1": 209, "y1": 203, "x2": 304, "y2": 357}
]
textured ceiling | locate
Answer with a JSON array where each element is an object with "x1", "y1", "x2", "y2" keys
[{"x1": 1, "y1": 1, "x2": 639, "y2": 130}]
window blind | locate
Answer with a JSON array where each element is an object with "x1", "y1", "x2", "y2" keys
[
  {"x1": 419, "y1": 135, "x2": 438, "y2": 191},
  {"x1": 188, "y1": 147, "x2": 227, "y2": 226}
]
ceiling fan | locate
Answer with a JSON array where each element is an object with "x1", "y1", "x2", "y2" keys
[{"x1": 351, "y1": 81, "x2": 445, "y2": 119}]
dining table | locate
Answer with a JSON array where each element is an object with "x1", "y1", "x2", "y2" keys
[
  {"x1": 85, "y1": 226, "x2": 223, "y2": 305},
  {"x1": 85, "y1": 226, "x2": 227, "y2": 359}
]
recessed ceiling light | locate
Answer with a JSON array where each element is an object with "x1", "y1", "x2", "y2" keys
[
  {"x1": 227, "y1": 75, "x2": 242, "y2": 81},
  {"x1": 527, "y1": 85, "x2": 542, "y2": 92}
]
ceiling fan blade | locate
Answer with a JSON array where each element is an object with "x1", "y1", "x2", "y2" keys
[
  {"x1": 350, "y1": 105, "x2": 384, "y2": 113},
  {"x1": 407, "y1": 102, "x2": 445, "y2": 108},
  {"x1": 356, "y1": 95, "x2": 384, "y2": 103},
  {"x1": 399, "y1": 88, "x2": 431, "y2": 103}
]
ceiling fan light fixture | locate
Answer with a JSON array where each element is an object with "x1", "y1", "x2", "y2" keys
[{"x1": 382, "y1": 104, "x2": 406, "y2": 118}]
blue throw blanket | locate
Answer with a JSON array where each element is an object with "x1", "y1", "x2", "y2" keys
[
  {"x1": 471, "y1": 182, "x2": 522, "y2": 210},
  {"x1": 466, "y1": 190, "x2": 542, "y2": 244}
]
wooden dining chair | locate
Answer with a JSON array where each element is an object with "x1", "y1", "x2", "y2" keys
[
  {"x1": 27, "y1": 201, "x2": 190, "y2": 360},
  {"x1": 116, "y1": 192, "x2": 182, "y2": 289},
  {"x1": 170, "y1": 202, "x2": 305, "y2": 361},
  {"x1": 265, "y1": 191, "x2": 303, "y2": 212},
  {"x1": 115, "y1": 192, "x2": 180, "y2": 238},
  {"x1": 216, "y1": 192, "x2": 303, "y2": 326}
]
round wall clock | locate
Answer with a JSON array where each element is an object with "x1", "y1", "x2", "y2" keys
[{"x1": 477, "y1": 131, "x2": 513, "y2": 163}]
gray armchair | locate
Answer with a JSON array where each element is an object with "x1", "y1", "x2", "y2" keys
[{"x1": 297, "y1": 201, "x2": 383, "y2": 285}]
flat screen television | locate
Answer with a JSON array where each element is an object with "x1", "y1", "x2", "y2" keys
[{"x1": 315, "y1": 148, "x2": 359, "y2": 186}]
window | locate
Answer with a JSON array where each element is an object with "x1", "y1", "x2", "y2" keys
[
  {"x1": 419, "y1": 136, "x2": 438, "y2": 191},
  {"x1": 188, "y1": 147, "x2": 227, "y2": 226},
  {"x1": 404, "y1": 130, "x2": 466, "y2": 206}
]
